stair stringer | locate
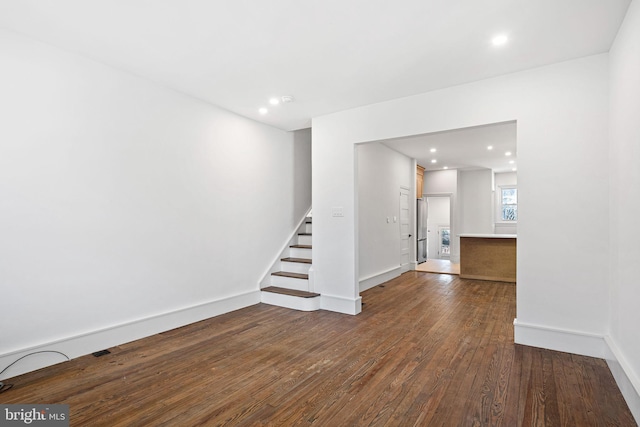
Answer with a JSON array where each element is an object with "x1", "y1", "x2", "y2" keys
[{"x1": 258, "y1": 208, "x2": 312, "y2": 290}]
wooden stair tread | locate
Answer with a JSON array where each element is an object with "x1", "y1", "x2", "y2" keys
[
  {"x1": 271, "y1": 271, "x2": 309, "y2": 279},
  {"x1": 262, "y1": 286, "x2": 320, "y2": 298},
  {"x1": 290, "y1": 245, "x2": 312, "y2": 249},
  {"x1": 281, "y1": 257, "x2": 312, "y2": 264}
]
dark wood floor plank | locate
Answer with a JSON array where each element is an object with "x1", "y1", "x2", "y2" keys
[
  {"x1": 1, "y1": 272, "x2": 636, "y2": 426},
  {"x1": 551, "y1": 352, "x2": 578, "y2": 426}
]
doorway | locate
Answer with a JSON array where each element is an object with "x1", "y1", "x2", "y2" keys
[
  {"x1": 417, "y1": 194, "x2": 459, "y2": 275},
  {"x1": 426, "y1": 196, "x2": 451, "y2": 260}
]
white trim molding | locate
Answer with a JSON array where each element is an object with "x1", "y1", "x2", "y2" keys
[
  {"x1": 513, "y1": 319, "x2": 607, "y2": 358},
  {"x1": 400, "y1": 263, "x2": 412, "y2": 274},
  {"x1": 514, "y1": 319, "x2": 640, "y2": 424},
  {"x1": 321, "y1": 294, "x2": 362, "y2": 315},
  {"x1": 359, "y1": 266, "x2": 402, "y2": 292},
  {"x1": 604, "y1": 336, "x2": 640, "y2": 423},
  {"x1": 0, "y1": 291, "x2": 261, "y2": 381}
]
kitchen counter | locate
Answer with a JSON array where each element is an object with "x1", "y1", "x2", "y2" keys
[
  {"x1": 459, "y1": 234, "x2": 516, "y2": 283},
  {"x1": 459, "y1": 233, "x2": 517, "y2": 239}
]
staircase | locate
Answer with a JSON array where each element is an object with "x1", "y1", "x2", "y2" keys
[{"x1": 261, "y1": 217, "x2": 321, "y2": 311}]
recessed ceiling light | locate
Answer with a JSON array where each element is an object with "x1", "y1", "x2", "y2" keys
[
  {"x1": 512, "y1": 168, "x2": 517, "y2": 171},
  {"x1": 487, "y1": 145, "x2": 493, "y2": 150},
  {"x1": 430, "y1": 148, "x2": 436, "y2": 153},
  {"x1": 492, "y1": 34, "x2": 508, "y2": 47},
  {"x1": 443, "y1": 166, "x2": 449, "y2": 170},
  {"x1": 509, "y1": 160, "x2": 515, "y2": 164},
  {"x1": 269, "y1": 97, "x2": 280, "y2": 106},
  {"x1": 281, "y1": 95, "x2": 295, "y2": 103},
  {"x1": 259, "y1": 107, "x2": 268, "y2": 115},
  {"x1": 431, "y1": 159, "x2": 437, "y2": 164},
  {"x1": 505, "y1": 151, "x2": 512, "y2": 156}
]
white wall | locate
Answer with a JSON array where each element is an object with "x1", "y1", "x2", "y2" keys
[
  {"x1": 459, "y1": 169, "x2": 494, "y2": 234},
  {"x1": 357, "y1": 142, "x2": 413, "y2": 289},
  {"x1": 608, "y1": 0, "x2": 640, "y2": 420},
  {"x1": 424, "y1": 169, "x2": 457, "y2": 195},
  {"x1": 494, "y1": 172, "x2": 518, "y2": 235},
  {"x1": 313, "y1": 53, "x2": 610, "y2": 344},
  {"x1": 0, "y1": 29, "x2": 311, "y2": 378},
  {"x1": 293, "y1": 128, "x2": 313, "y2": 216},
  {"x1": 494, "y1": 171, "x2": 517, "y2": 188}
]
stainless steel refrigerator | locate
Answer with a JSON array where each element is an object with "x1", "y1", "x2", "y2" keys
[{"x1": 417, "y1": 198, "x2": 427, "y2": 263}]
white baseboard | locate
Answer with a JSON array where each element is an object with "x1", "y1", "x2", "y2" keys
[
  {"x1": 513, "y1": 319, "x2": 607, "y2": 358},
  {"x1": 0, "y1": 291, "x2": 261, "y2": 381},
  {"x1": 514, "y1": 319, "x2": 640, "y2": 425},
  {"x1": 604, "y1": 336, "x2": 640, "y2": 424},
  {"x1": 359, "y1": 267, "x2": 402, "y2": 292},
  {"x1": 260, "y1": 291, "x2": 320, "y2": 311},
  {"x1": 321, "y1": 294, "x2": 362, "y2": 315}
]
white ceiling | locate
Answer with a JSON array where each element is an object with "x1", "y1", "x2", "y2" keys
[
  {"x1": 0, "y1": 0, "x2": 631, "y2": 131},
  {"x1": 381, "y1": 121, "x2": 517, "y2": 173}
]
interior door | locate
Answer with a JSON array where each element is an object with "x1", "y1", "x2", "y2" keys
[{"x1": 400, "y1": 187, "x2": 411, "y2": 271}]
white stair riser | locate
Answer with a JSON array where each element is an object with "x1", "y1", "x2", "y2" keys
[
  {"x1": 298, "y1": 235, "x2": 312, "y2": 245},
  {"x1": 290, "y1": 247, "x2": 312, "y2": 258},
  {"x1": 270, "y1": 275, "x2": 309, "y2": 291},
  {"x1": 281, "y1": 261, "x2": 311, "y2": 275},
  {"x1": 304, "y1": 223, "x2": 312, "y2": 233},
  {"x1": 261, "y1": 292, "x2": 320, "y2": 311}
]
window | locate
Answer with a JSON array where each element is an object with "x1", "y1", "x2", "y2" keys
[
  {"x1": 440, "y1": 227, "x2": 450, "y2": 255},
  {"x1": 500, "y1": 187, "x2": 517, "y2": 221}
]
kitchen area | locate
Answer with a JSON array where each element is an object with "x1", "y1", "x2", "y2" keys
[
  {"x1": 380, "y1": 121, "x2": 518, "y2": 282},
  {"x1": 415, "y1": 153, "x2": 517, "y2": 282}
]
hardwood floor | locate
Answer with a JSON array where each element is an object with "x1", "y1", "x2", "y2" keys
[{"x1": 1, "y1": 272, "x2": 636, "y2": 426}]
